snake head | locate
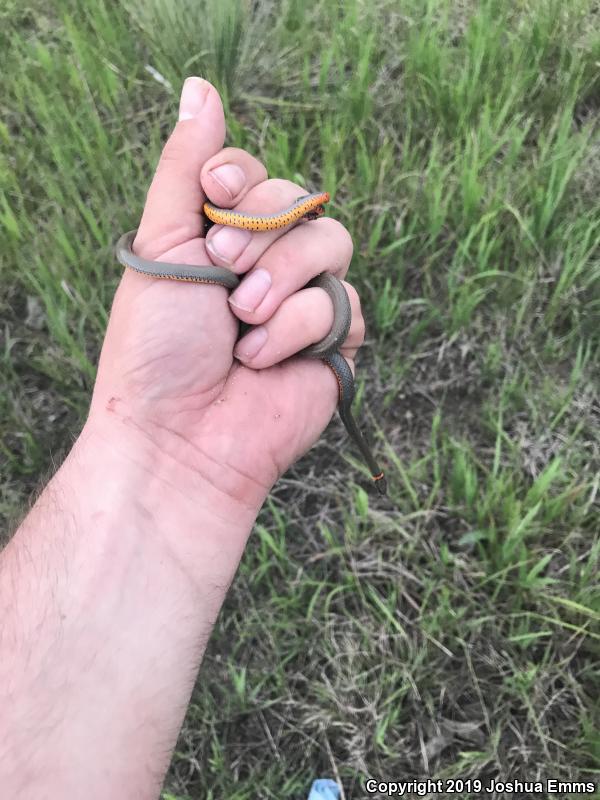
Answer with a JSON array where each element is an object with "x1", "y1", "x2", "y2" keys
[
  {"x1": 298, "y1": 191, "x2": 330, "y2": 222},
  {"x1": 303, "y1": 204, "x2": 327, "y2": 221}
]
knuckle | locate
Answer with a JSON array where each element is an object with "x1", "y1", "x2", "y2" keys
[
  {"x1": 354, "y1": 314, "x2": 366, "y2": 344},
  {"x1": 342, "y1": 280, "x2": 361, "y2": 309},
  {"x1": 261, "y1": 177, "x2": 306, "y2": 200},
  {"x1": 202, "y1": 147, "x2": 268, "y2": 181},
  {"x1": 228, "y1": 147, "x2": 268, "y2": 178},
  {"x1": 341, "y1": 281, "x2": 366, "y2": 342},
  {"x1": 317, "y1": 218, "x2": 354, "y2": 264},
  {"x1": 333, "y1": 219, "x2": 354, "y2": 258},
  {"x1": 158, "y1": 136, "x2": 187, "y2": 168},
  {"x1": 217, "y1": 146, "x2": 247, "y2": 160}
]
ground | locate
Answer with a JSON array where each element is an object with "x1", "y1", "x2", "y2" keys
[{"x1": 1, "y1": 1, "x2": 598, "y2": 798}]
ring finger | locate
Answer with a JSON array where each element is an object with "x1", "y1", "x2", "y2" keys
[{"x1": 233, "y1": 279, "x2": 366, "y2": 371}]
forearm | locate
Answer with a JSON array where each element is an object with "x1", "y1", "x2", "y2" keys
[{"x1": 0, "y1": 419, "x2": 260, "y2": 799}]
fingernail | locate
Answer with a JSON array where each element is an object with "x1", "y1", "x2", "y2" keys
[
  {"x1": 179, "y1": 77, "x2": 209, "y2": 121},
  {"x1": 234, "y1": 326, "x2": 268, "y2": 360},
  {"x1": 208, "y1": 164, "x2": 246, "y2": 199},
  {"x1": 206, "y1": 227, "x2": 252, "y2": 264},
  {"x1": 228, "y1": 268, "x2": 271, "y2": 312}
]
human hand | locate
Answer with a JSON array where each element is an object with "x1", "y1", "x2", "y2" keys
[{"x1": 90, "y1": 77, "x2": 365, "y2": 514}]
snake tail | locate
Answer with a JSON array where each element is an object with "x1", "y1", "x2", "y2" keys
[
  {"x1": 323, "y1": 352, "x2": 387, "y2": 495},
  {"x1": 338, "y1": 406, "x2": 387, "y2": 495}
]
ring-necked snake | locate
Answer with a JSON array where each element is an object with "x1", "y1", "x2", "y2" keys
[{"x1": 115, "y1": 192, "x2": 386, "y2": 495}]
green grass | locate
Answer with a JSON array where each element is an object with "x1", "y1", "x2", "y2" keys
[{"x1": 2, "y1": 0, "x2": 599, "y2": 797}]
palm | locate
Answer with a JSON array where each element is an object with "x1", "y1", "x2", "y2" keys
[{"x1": 94, "y1": 242, "x2": 336, "y2": 491}]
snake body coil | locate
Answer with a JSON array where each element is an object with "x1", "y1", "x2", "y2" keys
[{"x1": 115, "y1": 193, "x2": 386, "y2": 494}]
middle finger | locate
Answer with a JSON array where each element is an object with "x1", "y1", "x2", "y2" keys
[
  {"x1": 204, "y1": 179, "x2": 344, "y2": 274},
  {"x1": 227, "y1": 215, "x2": 353, "y2": 324}
]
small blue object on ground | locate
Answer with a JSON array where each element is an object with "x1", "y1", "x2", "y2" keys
[{"x1": 307, "y1": 778, "x2": 341, "y2": 800}]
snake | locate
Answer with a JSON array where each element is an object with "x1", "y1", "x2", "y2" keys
[{"x1": 115, "y1": 192, "x2": 386, "y2": 495}]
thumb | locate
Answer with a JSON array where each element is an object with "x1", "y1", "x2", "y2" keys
[{"x1": 133, "y1": 77, "x2": 226, "y2": 259}]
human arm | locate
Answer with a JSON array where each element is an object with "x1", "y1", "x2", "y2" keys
[
  {"x1": 0, "y1": 77, "x2": 365, "y2": 799},
  {"x1": 0, "y1": 419, "x2": 257, "y2": 798}
]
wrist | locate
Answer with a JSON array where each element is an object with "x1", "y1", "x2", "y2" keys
[
  {"x1": 56, "y1": 413, "x2": 263, "y2": 588},
  {"x1": 86, "y1": 392, "x2": 272, "y2": 517},
  {"x1": 82, "y1": 406, "x2": 264, "y2": 522}
]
